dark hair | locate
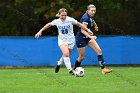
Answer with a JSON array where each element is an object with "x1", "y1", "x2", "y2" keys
[
  {"x1": 87, "y1": 4, "x2": 96, "y2": 10},
  {"x1": 56, "y1": 8, "x2": 67, "y2": 17}
]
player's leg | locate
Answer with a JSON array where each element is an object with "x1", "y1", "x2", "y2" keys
[
  {"x1": 56, "y1": 41, "x2": 74, "y2": 67},
  {"x1": 59, "y1": 44, "x2": 74, "y2": 75},
  {"x1": 68, "y1": 48, "x2": 75, "y2": 75},
  {"x1": 74, "y1": 47, "x2": 85, "y2": 69},
  {"x1": 55, "y1": 56, "x2": 64, "y2": 73},
  {"x1": 88, "y1": 39, "x2": 104, "y2": 68},
  {"x1": 57, "y1": 57, "x2": 64, "y2": 65},
  {"x1": 56, "y1": 55, "x2": 73, "y2": 74},
  {"x1": 55, "y1": 57, "x2": 62, "y2": 73},
  {"x1": 88, "y1": 39, "x2": 112, "y2": 74},
  {"x1": 74, "y1": 35, "x2": 87, "y2": 70}
]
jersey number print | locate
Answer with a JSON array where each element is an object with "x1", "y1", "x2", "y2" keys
[
  {"x1": 58, "y1": 25, "x2": 70, "y2": 34},
  {"x1": 61, "y1": 29, "x2": 68, "y2": 34}
]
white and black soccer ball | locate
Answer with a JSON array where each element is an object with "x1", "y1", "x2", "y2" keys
[{"x1": 74, "y1": 67, "x2": 85, "y2": 77}]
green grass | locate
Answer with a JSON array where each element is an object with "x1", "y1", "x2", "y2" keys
[{"x1": 0, "y1": 66, "x2": 139, "y2": 93}]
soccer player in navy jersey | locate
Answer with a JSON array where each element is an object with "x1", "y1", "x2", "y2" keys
[{"x1": 74, "y1": 4, "x2": 112, "y2": 74}]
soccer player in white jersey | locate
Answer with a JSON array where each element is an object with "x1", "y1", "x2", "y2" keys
[{"x1": 35, "y1": 8, "x2": 94, "y2": 75}]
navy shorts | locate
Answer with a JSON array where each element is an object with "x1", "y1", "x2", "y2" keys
[{"x1": 76, "y1": 32, "x2": 91, "y2": 48}]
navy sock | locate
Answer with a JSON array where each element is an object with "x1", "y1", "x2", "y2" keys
[
  {"x1": 98, "y1": 55, "x2": 105, "y2": 69},
  {"x1": 74, "y1": 60, "x2": 81, "y2": 70}
]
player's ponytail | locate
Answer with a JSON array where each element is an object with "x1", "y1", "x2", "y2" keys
[{"x1": 56, "y1": 13, "x2": 60, "y2": 17}]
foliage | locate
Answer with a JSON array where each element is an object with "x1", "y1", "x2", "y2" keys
[{"x1": 0, "y1": 0, "x2": 140, "y2": 36}]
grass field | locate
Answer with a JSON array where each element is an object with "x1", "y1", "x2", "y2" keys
[{"x1": 0, "y1": 66, "x2": 139, "y2": 93}]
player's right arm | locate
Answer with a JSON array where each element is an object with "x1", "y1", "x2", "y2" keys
[
  {"x1": 80, "y1": 23, "x2": 96, "y2": 39},
  {"x1": 35, "y1": 23, "x2": 52, "y2": 38}
]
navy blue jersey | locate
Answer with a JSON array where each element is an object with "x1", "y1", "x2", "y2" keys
[
  {"x1": 76, "y1": 12, "x2": 94, "y2": 48},
  {"x1": 80, "y1": 12, "x2": 94, "y2": 30}
]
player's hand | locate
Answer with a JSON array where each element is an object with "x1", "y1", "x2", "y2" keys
[
  {"x1": 94, "y1": 26, "x2": 98, "y2": 31},
  {"x1": 88, "y1": 31, "x2": 93, "y2": 36},
  {"x1": 88, "y1": 29, "x2": 94, "y2": 36},
  {"x1": 89, "y1": 36, "x2": 97, "y2": 40},
  {"x1": 35, "y1": 31, "x2": 42, "y2": 38}
]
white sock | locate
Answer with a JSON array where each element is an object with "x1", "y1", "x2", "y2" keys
[
  {"x1": 57, "y1": 57, "x2": 63, "y2": 65},
  {"x1": 63, "y1": 57, "x2": 72, "y2": 72}
]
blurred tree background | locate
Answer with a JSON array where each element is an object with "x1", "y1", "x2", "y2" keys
[{"x1": 0, "y1": 0, "x2": 140, "y2": 36}]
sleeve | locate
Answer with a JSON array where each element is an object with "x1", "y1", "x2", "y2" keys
[
  {"x1": 70, "y1": 17, "x2": 78, "y2": 24},
  {"x1": 50, "y1": 19, "x2": 57, "y2": 26},
  {"x1": 81, "y1": 17, "x2": 89, "y2": 25}
]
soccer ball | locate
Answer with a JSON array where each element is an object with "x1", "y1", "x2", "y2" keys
[{"x1": 74, "y1": 67, "x2": 85, "y2": 77}]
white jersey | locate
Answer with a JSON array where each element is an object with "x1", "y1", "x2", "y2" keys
[
  {"x1": 50, "y1": 16, "x2": 78, "y2": 49},
  {"x1": 50, "y1": 16, "x2": 77, "y2": 39}
]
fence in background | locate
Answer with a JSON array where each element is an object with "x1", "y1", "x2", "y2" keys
[{"x1": 0, "y1": 36, "x2": 140, "y2": 66}]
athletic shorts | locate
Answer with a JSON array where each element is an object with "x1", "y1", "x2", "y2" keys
[
  {"x1": 76, "y1": 32, "x2": 91, "y2": 48},
  {"x1": 58, "y1": 36, "x2": 75, "y2": 49}
]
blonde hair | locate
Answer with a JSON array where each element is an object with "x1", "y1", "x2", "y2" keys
[{"x1": 56, "y1": 8, "x2": 67, "y2": 17}]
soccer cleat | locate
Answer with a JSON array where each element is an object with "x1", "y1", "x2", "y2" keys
[
  {"x1": 69, "y1": 70, "x2": 75, "y2": 75},
  {"x1": 74, "y1": 67, "x2": 77, "y2": 70},
  {"x1": 55, "y1": 65, "x2": 60, "y2": 73},
  {"x1": 102, "y1": 68, "x2": 112, "y2": 74}
]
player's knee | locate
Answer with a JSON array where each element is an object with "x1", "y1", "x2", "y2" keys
[{"x1": 63, "y1": 51, "x2": 70, "y2": 57}]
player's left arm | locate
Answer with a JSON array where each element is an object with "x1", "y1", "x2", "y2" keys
[{"x1": 93, "y1": 21, "x2": 99, "y2": 31}]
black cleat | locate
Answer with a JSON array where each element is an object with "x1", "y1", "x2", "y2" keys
[
  {"x1": 55, "y1": 65, "x2": 60, "y2": 73},
  {"x1": 69, "y1": 70, "x2": 75, "y2": 75}
]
